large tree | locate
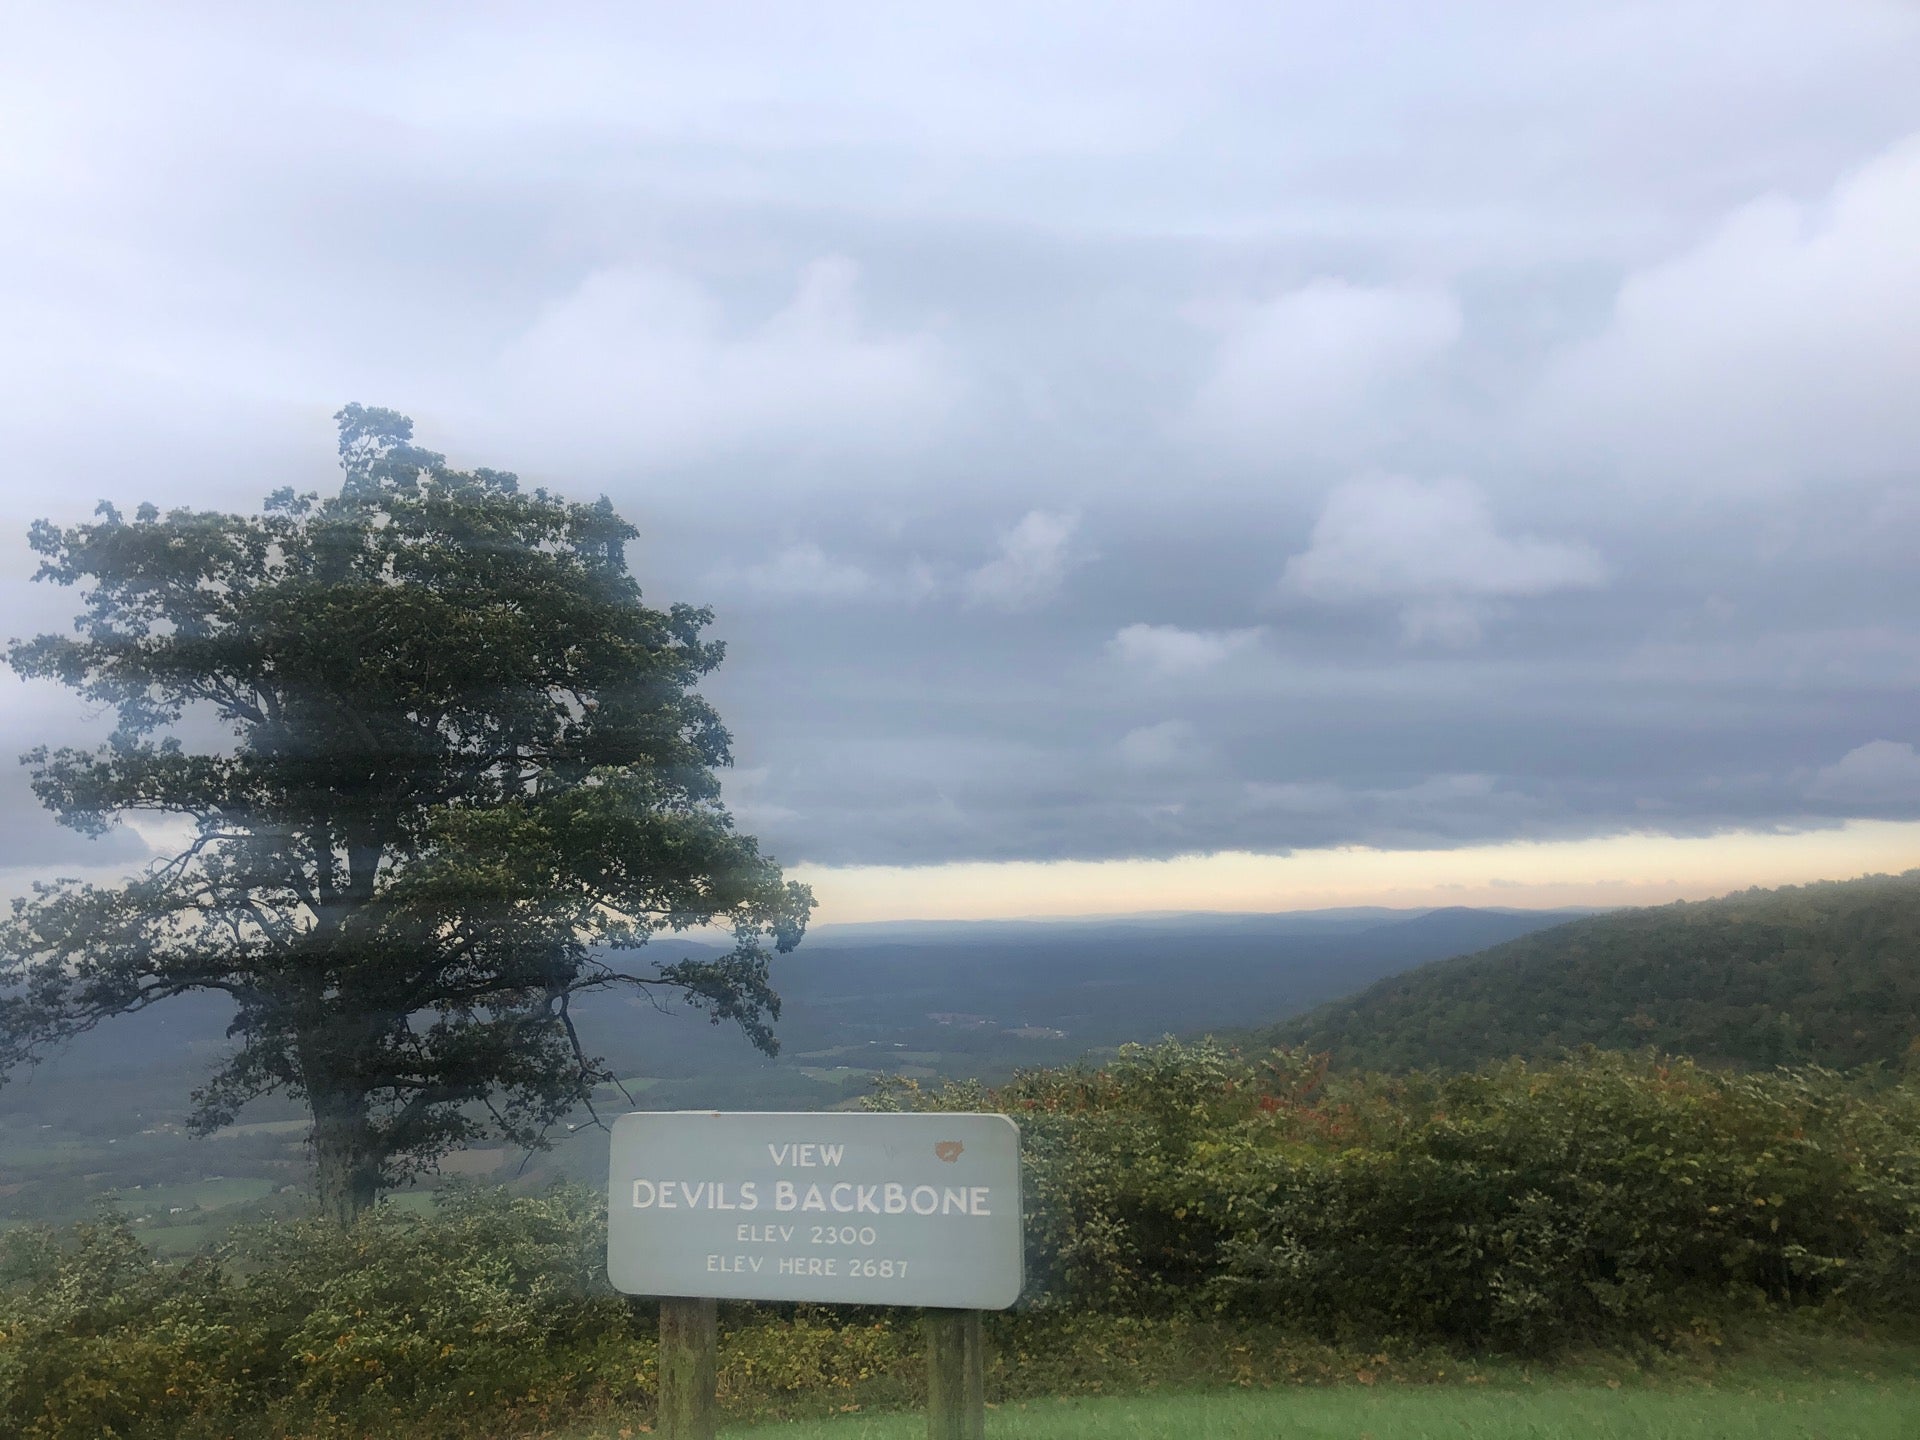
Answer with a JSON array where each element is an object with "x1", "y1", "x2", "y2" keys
[{"x1": 0, "y1": 406, "x2": 813, "y2": 1221}]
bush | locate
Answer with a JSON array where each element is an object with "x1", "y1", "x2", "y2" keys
[
  {"x1": 883, "y1": 1041, "x2": 1920, "y2": 1351},
  {"x1": 6, "y1": 1043, "x2": 1920, "y2": 1436},
  {"x1": 0, "y1": 1186, "x2": 646, "y2": 1439},
  {"x1": 0, "y1": 1213, "x2": 247, "y2": 1439}
]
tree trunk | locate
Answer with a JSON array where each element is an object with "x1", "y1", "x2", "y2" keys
[{"x1": 310, "y1": 1083, "x2": 381, "y2": 1224}]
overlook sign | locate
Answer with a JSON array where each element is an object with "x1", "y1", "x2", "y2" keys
[{"x1": 607, "y1": 1110, "x2": 1024, "y2": 1311}]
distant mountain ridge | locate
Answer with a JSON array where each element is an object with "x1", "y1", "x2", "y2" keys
[
  {"x1": 1259, "y1": 871, "x2": 1920, "y2": 1072},
  {"x1": 808, "y1": 908, "x2": 1432, "y2": 945},
  {"x1": 0, "y1": 902, "x2": 1600, "y2": 1210},
  {"x1": 757, "y1": 904, "x2": 1587, "y2": 1045},
  {"x1": 18, "y1": 905, "x2": 1588, "y2": 1084}
]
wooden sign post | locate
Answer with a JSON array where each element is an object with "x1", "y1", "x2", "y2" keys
[
  {"x1": 656, "y1": 1296, "x2": 719, "y2": 1440},
  {"x1": 609, "y1": 1111, "x2": 1021, "y2": 1438},
  {"x1": 925, "y1": 1307, "x2": 985, "y2": 1440}
]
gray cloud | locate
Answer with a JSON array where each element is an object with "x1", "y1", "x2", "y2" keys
[
  {"x1": 1809, "y1": 741, "x2": 1920, "y2": 806},
  {"x1": 961, "y1": 512, "x2": 1085, "y2": 613},
  {"x1": 1109, "y1": 624, "x2": 1265, "y2": 675},
  {"x1": 2, "y1": 3, "x2": 1919, "y2": 879},
  {"x1": 472, "y1": 257, "x2": 962, "y2": 468},
  {"x1": 711, "y1": 544, "x2": 890, "y2": 604},
  {"x1": 1183, "y1": 282, "x2": 1461, "y2": 467},
  {"x1": 1280, "y1": 476, "x2": 1609, "y2": 645},
  {"x1": 1529, "y1": 137, "x2": 1920, "y2": 494},
  {"x1": 1116, "y1": 719, "x2": 1204, "y2": 772}
]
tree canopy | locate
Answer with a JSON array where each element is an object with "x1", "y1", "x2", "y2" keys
[{"x1": 0, "y1": 405, "x2": 813, "y2": 1219}]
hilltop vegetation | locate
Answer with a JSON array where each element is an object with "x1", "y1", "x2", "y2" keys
[
  {"x1": 9, "y1": 881, "x2": 1920, "y2": 1435},
  {"x1": 1259, "y1": 871, "x2": 1920, "y2": 1073},
  {"x1": 8, "y1": 1041, "x2": 1920, "y2": 1437}
]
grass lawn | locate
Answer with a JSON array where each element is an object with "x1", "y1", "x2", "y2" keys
[
  {"x1": 112, "y1": 1175, "x2": 276, "y2": 1214},
  {"x1": 712, "y1": 1377, "x2": 1920, "y2": 1439},
  {"x1": 141, "y1": 1216, "x2": 226, "y2": 1256},
  {"x1": 380, "y1": 1189, "x2": 441, "y2": 1214},
  {"x1": 0, "y1": 1139, "x2": 111, "y2": 1166},
  {"x1": 597, "y1": 1076, "x2": 664, "y2": 1095},
  {"x1": 207, "y1": 1118, "x2": 309, "y2": 1139}
]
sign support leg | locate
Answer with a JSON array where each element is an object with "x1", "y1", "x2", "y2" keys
[
  {"x1": 926, "y1": 1308, "x2": 985, "y2": 1440},
  {"x1": 658, "y1": 1296, "x2": 718, "y2": 1440}
]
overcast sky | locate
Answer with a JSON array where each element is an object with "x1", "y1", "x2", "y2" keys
[{"x1": 4, "y1": 3, "x2": 1919, "y2": 919}]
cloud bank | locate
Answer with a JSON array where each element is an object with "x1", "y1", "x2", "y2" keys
[{"x1": 1, "y1": 4, "x2": 1918, "y2": 889}]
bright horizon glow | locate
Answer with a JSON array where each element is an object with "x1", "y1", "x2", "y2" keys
[{"x1": 789, "y1": 820, "x2": 1920, "y2": 925}]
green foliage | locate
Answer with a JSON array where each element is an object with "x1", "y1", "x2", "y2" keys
[
  {"x1": 0, "y1": 1187, "x2": 645, "y2": 1439},
  {"x1": 0, "y1": 405, "x2": 812, "y2": 1219},
  {"x1": 1263, "y1": 872, "x2": 1920, "y2": 1073},
  {"x1": 720, "y1": 1310, "x2": 919, "y2": 1409},
  {"x1": 883, "y1": 1040, "x2": 1920, "y2": 1351},
  {"x1": 231, "y1": 1186, "x2": 626, "y2": 1416},
  {"x1": 7, "y1": 1046, "x2": 1920, "y2": 1435},
  {"x1": 873, "y1": 1038, "x2": 1266, "y2": 1312}
]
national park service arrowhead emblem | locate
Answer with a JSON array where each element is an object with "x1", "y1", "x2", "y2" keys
[{"x1": 934, "y1": 1140, "x2": 964, "y2": 1163}]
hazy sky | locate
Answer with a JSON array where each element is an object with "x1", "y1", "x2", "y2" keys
[{"x1": 4, "y1": 3, "x2": 1920, "y2": 921}]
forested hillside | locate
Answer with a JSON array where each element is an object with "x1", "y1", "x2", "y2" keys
[{"x1": 1260, "y1": 871, "x2": 1920, "y2": 1072}]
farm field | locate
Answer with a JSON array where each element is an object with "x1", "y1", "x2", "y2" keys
[{"x1": 704, "y1": 1377, "x2": 1920, "y2": 1440}]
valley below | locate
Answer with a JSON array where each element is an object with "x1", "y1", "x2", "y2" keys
[{"x1": 0, "y1": 904, "x2": 1577, "y2": 1238}]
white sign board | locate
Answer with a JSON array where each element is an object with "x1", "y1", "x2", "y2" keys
[{"x1": 607, "y1": 1111, "x2": 1023, "y2": 1309}]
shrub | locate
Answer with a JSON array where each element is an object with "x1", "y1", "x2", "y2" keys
[
  {"x1": 0, "y1": 1186, "x2": 645, "y2": 1439},
  {"x1": 6, "y1": 1043, "x2": 1920, "y2": 1437},
  {"x1": 0, "y1": 1210, "x2": 249, "y2": 1439},
  {"x1": 883, "y1": 1041, "x2": 1920, "y2": 1351}
]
